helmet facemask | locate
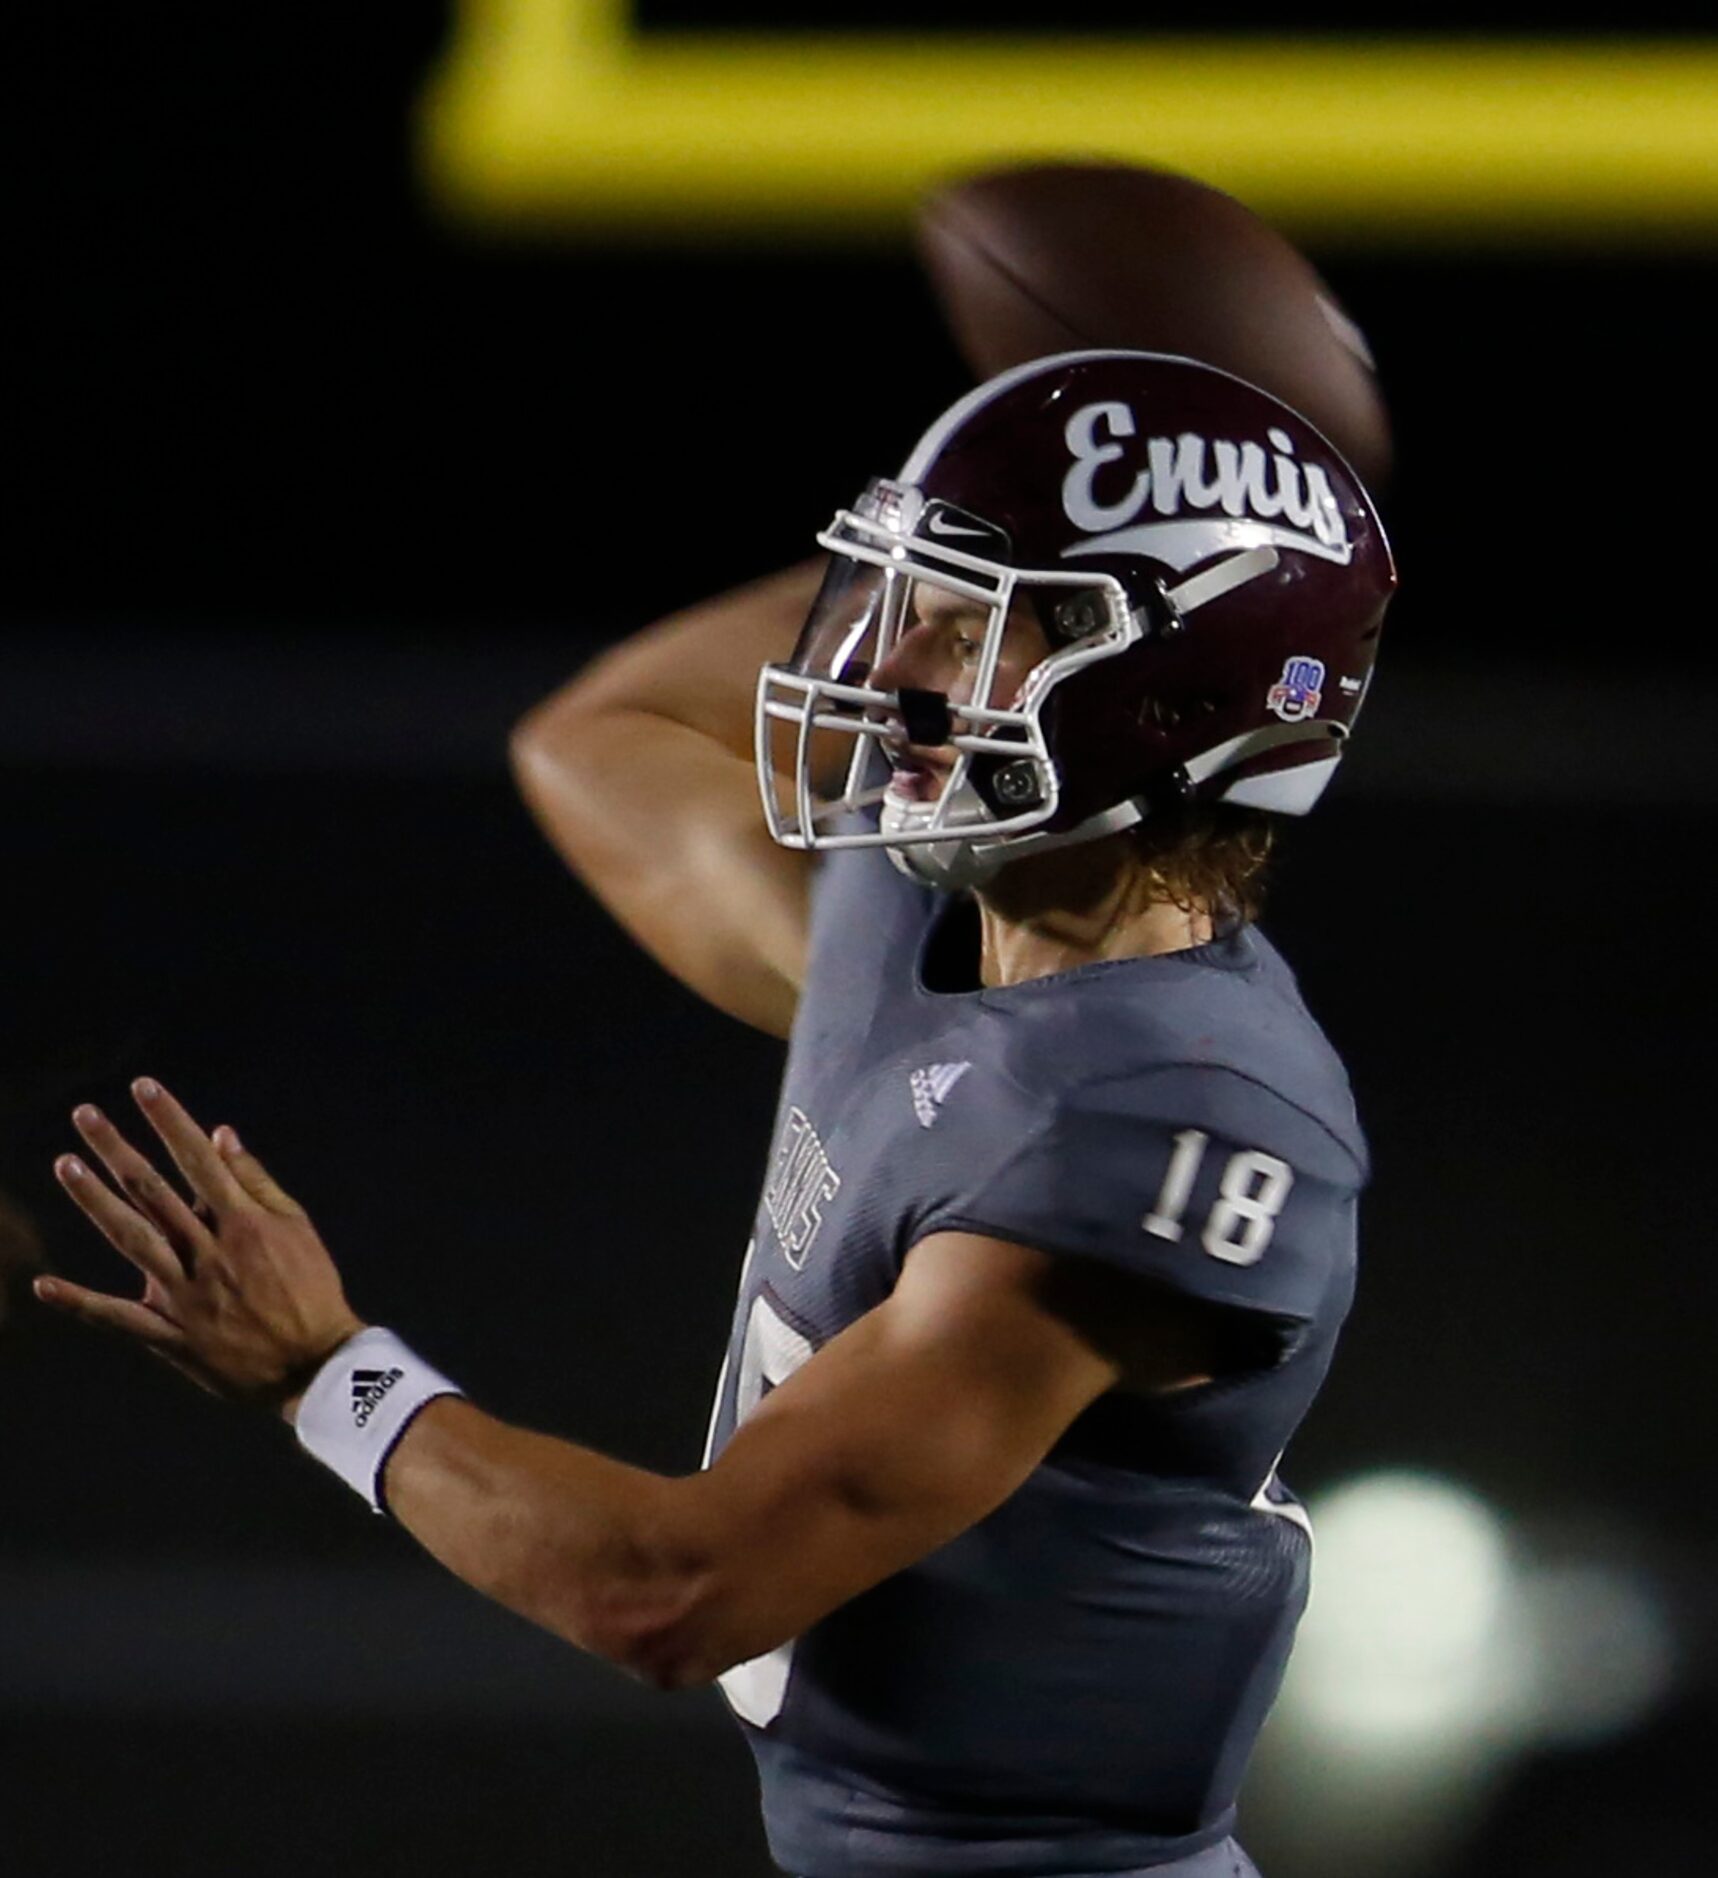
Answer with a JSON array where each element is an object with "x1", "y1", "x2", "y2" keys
[{"x1": 755, "y1": 480, "x2": 1143, "y2": 889}]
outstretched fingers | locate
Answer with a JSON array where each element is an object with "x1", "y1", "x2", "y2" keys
[
  {"x1": 130, "y1": 1079, "x2": 249, "y2": 1218},
  {"x1": 55, "y1": 1153, "x2": 188, "y2": 1293},
  {"x1": 33, "y1": 1272, "x2": 188, "y2": 1352},
  {"x1": 71, "y1": 1105, "x2": 209, "y2": 1270},
  {"x1": 212, "y1": 1126, "x2": 304, "y2": 1217}
]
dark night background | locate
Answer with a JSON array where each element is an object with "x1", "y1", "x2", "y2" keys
[{"x1": 4, "y1": 5, "x2": 1715, "y2": 1876}]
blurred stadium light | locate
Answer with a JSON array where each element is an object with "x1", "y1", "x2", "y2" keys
[
  {"x1": 1286, "y1": 1472, "x2": 1527, "y2": 1755},
  {"x1": 418, "y1": 1, "x2": 1718, "y2": 241},
  {"x1": 1516, "y1": 1557, "x2": 1679, "y2": 1747},
  {"x1": 1249, "y1": 1469, "x2": 1678, "y2": 1875}
]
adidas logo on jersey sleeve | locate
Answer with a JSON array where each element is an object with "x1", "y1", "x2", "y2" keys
[{"x1": 909, "y1": 1061, "x2": 972, "y2": 1129}]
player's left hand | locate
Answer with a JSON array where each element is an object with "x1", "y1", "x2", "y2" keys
[{"x1": 36, "y1": 1079, "x2": 364, "y2": 1413}]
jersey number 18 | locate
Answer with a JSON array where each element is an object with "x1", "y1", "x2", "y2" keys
[{"x1": 1143, "y1": 1129, "x2": 1294, "y2": 1266}]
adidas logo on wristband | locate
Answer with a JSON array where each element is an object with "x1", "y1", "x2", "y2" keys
[
  {"x1": 351, "y1": 1366, "x2": 405, "y2": 1427},
  {"x1": 299, "y1": 1329, "x2": 464, "y2": 1513}
]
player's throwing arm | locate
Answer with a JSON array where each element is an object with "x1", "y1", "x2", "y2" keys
[{"x1": 510, "y1": 560, "x2": 828, "y2": 1038}]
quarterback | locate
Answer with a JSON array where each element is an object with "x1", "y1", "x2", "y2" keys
[{"x1": 40, "y1": 353, "x2": 1394, "y2": 1877}]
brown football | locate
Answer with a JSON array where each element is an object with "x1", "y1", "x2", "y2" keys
[{"x1": 916, "y1": 162, "x2": 1392, "y2": 492}]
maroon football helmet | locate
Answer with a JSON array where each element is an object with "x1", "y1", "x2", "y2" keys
[{"x1": 756, "y1": 350, "x2": 1396, "y2": 890}]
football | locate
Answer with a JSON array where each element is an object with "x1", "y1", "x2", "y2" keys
[{"x1": 916, "y1": 162, "x2": 1393, "y2": 492}]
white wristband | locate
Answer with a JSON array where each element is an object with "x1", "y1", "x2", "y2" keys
[{"x1": 294, "y1": 1327, "x2": 464, "y2": 1514}]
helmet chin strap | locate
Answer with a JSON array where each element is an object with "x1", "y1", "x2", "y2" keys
[
  {"x1": 880, "y1": 777, "x2": 1001, "y2": 891},
  {"x1": 884, "y1": 792, "x2": 1146, "y2": 892},
  {"x1": 880, "y1": 545, "x2": 1284, "y2": 893}
]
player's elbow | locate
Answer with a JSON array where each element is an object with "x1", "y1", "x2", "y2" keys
[
  {"x1": 509, "y1": 695, "x2": 577, "y2": 798},
  {"x1": 610, "y1": 1631, "x2": 720, "y2": 1694},
  {"x1": 575, "y1": 1546, "x2": 782, "y2": 1693},
  {"x1": 512, "y1": 635, "x2": 649, "y2": 774},
  {"x1": 509, "y1": 692, "x2": 616, "y2": 865},
  {"x1": 582, "y1": 1586, "x2": 739, "y2": 1693},
  {"x1": 534, "y1": 1524, "x2": 736, "y2": 1692}
]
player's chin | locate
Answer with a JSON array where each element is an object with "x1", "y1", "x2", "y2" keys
[{"x1": 884, "y1": 760, "x2": 949, "y2": 806}]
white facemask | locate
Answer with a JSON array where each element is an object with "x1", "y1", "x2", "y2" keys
[{"x1": 880, "y1": 776, "x2": 1011, "y2": 891}]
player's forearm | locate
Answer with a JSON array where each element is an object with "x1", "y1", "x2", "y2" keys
[
  {"x1": 373, "y1": 1390, "x2": 965, "y2": 1694},
  {"x1": 378, "y1": 1396, "x2": 722, "y2": 1688},
  {"x1": 513, "y1": 559, "x2": 824, "y2": 771},
  {"x1": 365, "y1": 1312, "x2": 1049, "y2": 1694},
  {"x1": 509, "y1": 706, "x2": 808, "y2": 1033},
  {"x1": 508, "y1": 565, "x2": 822, "y2": 1034}
]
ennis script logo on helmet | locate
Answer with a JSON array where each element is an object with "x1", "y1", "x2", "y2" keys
[
  {"x1": 1060, "y1": 407, "x2": 1352, "y2": 565},
  {"x1": 756, "y1": 350, "x2": 1395, "y2": 892}
]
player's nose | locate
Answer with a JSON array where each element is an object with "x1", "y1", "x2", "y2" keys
[{"x1": 869, "y1": 626, "x2": 944, "y2": 695}]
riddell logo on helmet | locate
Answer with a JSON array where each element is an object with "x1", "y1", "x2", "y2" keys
[{"x1": 1059, "y1": 403, "x2": 1353, "y2": 570}]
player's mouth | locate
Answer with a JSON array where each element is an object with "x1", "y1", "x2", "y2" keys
[{"x1": 883, "y1": 744, "x2": 953, "y2": 804}]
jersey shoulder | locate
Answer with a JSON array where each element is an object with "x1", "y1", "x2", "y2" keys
[
  {"x1": 991, "y1": 923, "x2": 1363, "y2": 1166},
  {"x1": 919, "y1": 928, "x2": 1366, "y2": 1322}
]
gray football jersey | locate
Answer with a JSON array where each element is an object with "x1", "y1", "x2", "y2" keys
[{"x1": 706, "y1": 836, "x2": 1367, "y2": 1877}]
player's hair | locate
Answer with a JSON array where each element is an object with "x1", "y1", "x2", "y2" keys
[
  {"x1": 1128, "y1": 803, "x2": 1277, "y2": 924},
  {"x1": 980, "y1": 803, "x2": 1278, "y2": 929}
]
